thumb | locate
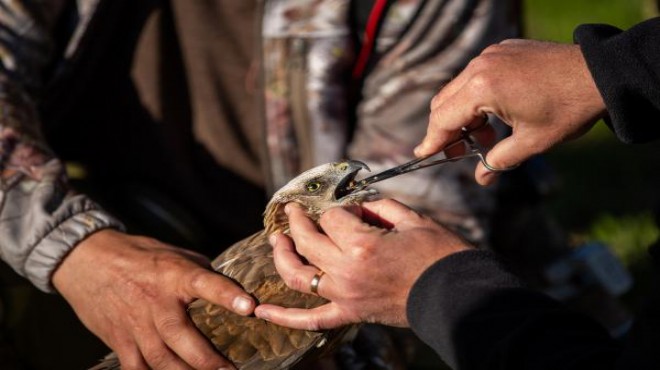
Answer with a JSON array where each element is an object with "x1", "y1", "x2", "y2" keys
[
  {"x1": 255, "y1": 303, "x2": 352, "y2": 331},
  {"x1": 475, "y1": 135, "x2": 531, "y2": 186}
]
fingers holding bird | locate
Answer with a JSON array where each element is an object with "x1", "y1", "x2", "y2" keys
[
  {"x1": 258, "y1": 231, "x2": 356, "y2": 330},
  {"x1": 53, "y1": 229, "x2": 247, "y2": 370},
  {"x1": 268, "y1": 231, "x2": 334, "y2": 298},
  {"x1": 258, "y1": 200, "x2": 472, "y2": 329}
]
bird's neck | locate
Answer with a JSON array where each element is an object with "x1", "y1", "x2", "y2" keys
[{"x1": 263, "y1": 202, "x2": 288, "y2": 235}]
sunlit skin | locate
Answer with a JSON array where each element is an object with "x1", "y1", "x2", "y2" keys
[
  {"x1": 255, "y1": 200, "x2": 471, "y2": 329},
  {"x1": 53, "y1": 230, "x2": 253, "y2": 370},
  {"x1": 417, "y1": 40, "x2": 606, "y2": 185},
  {"x1": 256, "y1": 39, "x2": 608, "y2": 331}
]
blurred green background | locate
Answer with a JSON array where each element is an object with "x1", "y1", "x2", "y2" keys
[{"x1": 523, "y1": 0, "x2": 660, "y2": 302}]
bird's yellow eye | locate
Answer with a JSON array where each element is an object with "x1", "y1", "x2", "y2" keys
[
  {"x1": 306, "y1": 182, "x2": 321, "y2": 192},
  {"x1": 338, "y1": 163, "x2": 349, "y2": 171}
]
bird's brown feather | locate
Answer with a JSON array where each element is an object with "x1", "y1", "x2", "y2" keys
[{"x1": 188, "y1": 231, "x2": 330, "y2": 370}]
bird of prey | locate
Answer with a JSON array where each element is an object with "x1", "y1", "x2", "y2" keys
[{"x1": 91, "y1": 160, "x2": 377, "y2": 370}]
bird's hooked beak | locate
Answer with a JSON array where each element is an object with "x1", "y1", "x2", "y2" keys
[{"x1": 333, "y1": 160, "x2": 372, "y2": 200}]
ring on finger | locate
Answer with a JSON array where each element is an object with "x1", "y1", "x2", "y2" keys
[{"x1": 310, "y1": 271, "x2": 325, "y2": 295}]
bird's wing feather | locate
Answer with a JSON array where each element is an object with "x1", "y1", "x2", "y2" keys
[{"x1": 188, "y1": 231, "x2": 336, "y2": 370}]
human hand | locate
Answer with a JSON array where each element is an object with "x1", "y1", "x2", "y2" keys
[
  {"x1": 254, "y1": 200, "x2": 471, "y2": 330},
  {"x1": 52, "y1": 229, "x2": 255, "y2": 370},
  {"x1": 415, "y1": 39, "x2": 607, "y2": 185}
]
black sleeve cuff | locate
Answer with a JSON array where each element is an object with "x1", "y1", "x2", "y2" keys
[
  {"x1": 574, "y1": 18, "x2": 660, "y2": 143},
  {"x1": 406, "y1": 250, "x2": 616, "y2": 369},
  {"x1": 406, "y1": 250, "x2": 525, "y2": 367}
]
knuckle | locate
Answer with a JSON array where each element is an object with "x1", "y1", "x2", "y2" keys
[
  {"x1": 156, "y1": 315, "x2": 185, "y2": 339},
  {"x1": 118, "y1": 352, "x2": 146, "y2": 370},
  {"x1": 349, "y1": 235, "x2": 373, "y2": 263},
  {"x1": 295, "y1": 231, "x2": 316, "y2": 251},
  {"x1": 187, "y1": 270, "x2": 211, "y2": 293},
  {"x1": 342, "y1": 268, "x2": 364, "y2": 288},
  {"x1": 428, "y1": 108, "x2": 443, "y2": 125},
  {"x1": 144, "y1": 349, "x2": 171, "y2": 370},
  {"x1": 288, "y1": 273, "x2": 309, "y2": 292},
  {"x1": 469, "y1": 54, "x2": 496, "y2": 74},
  {"x1": 134, "y1": 235, "x2": 166, "y2": 251},
  {"x1": 278, "y1": 267, "x2": 305, "y2": 292},
  {"x1": 187, "y1": 354, "x2": 218, "y2": 370},
  {"x1": 357, "y1": 233, "x2": 379, "y2": 249},
  {"x1": 348, "y1": 247, "x2": 366, "y2": 263},
  {"x1": 482, "y1": 43, "x2": 503, "y2": 55},
  {"x1": 277, "y1": 267, "x2": 295, "y2": 287},
  {"x1": 465, "y1": 55, "x2": 484, "y2": 72},
  {"x1": 349, "y1": 243, "x2": 372, "y2": 262},
  {"x1": 468, "y1": 71, "x2": 496, "y2": 94}
]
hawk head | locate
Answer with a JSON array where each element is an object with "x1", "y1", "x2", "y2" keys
[{"x1": 263, "y1": 160, "x2": 377, "y2": 235}]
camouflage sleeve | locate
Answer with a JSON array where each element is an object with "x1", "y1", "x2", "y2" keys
[
  {"x1": 0, "y1": 0, "x2": 124, "y2": 293},
  {"x1": 348, "y1": 0, "x2": 521, "y2": 244}
]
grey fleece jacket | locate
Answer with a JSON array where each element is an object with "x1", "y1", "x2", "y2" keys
[{"x1": 0, "y1": 0, "x2": 124, "y2": 292}]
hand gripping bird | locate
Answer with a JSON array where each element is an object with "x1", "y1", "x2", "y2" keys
[{"x1": 91, "y1": 160, "x2": 377, "y2": 370}]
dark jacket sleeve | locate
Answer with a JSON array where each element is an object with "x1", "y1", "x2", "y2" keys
[
  {"x1": 406, "y1": 250, "x2": 622, "y2": 370},
  {"x1": 574, "y1": 18, "x2": 660, "y2": 143},
  {"x1": 406, "y1": 17, "x2": 660, "y2": 370}
]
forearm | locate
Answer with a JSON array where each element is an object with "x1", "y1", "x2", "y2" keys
[
  {"x1": 575, "y1": 17, "x2": 660, "y2": 143},
  {"x1": 407, "y1": 250, "x2": 619, "y2": 370}
]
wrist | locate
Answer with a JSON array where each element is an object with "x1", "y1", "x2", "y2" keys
[
  {"x1": 52, "y1": 229, "x2": 123, "y2": 294},
  {"x1": 571, "y1": 44, "x2": 608, "y2": 121}
]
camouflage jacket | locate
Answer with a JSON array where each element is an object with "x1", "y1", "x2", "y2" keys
[{"x1": 0, "y1": 0, "x2": 520, "y2": 293}]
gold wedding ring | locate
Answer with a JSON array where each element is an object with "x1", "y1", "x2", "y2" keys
[{"x1": 310, "y1": 271, "x2": 325, "y2": 295}]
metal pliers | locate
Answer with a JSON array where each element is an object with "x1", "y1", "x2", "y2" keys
[{"x1": 347, "y1": 120, "x2": 517, "y2": 192}]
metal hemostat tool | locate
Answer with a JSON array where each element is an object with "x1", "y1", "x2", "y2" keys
[{"x1": 347, "y1": 121, "x2": 518, "y2": 192}]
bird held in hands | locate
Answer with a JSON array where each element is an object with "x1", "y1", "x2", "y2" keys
[{"x1": 90, "y1": 160, "x2": 377, "y2": 370}]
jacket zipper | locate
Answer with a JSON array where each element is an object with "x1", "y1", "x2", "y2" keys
[
  {"x1": 255, "y1": 0, "x2": 275, "y2": 196},
  {"x1": 288, "y1": 37, "x2": 314, "y2": 175}
]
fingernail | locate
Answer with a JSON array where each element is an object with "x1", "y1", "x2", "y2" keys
[
  {"x1": 284, "y1": 203, "x2": 293, "y2": 215},
  {"x1": 232, "y1": 296, "x2": 253, "y2": 315},
  {"x1": 218, "y1": 366, "x2": 235, "y2": 370},
  {"x1": 269, "y1": 233, "x2": 278, "y2": 247}
]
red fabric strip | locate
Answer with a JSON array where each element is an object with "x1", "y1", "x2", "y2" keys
[{"x1": 352, "y1": 0, "x2": 389, "y2": 79}]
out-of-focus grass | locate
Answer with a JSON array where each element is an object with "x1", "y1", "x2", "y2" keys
[
  {"x1": 524, "y1": 0, "x2": 651, "y2": 43},
  {"x1": 587, "y1": 213, "x2": 659, "y2": 267},
  {"x1": 523, "y1": 0, "x2": 660, "y2": 288}
]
